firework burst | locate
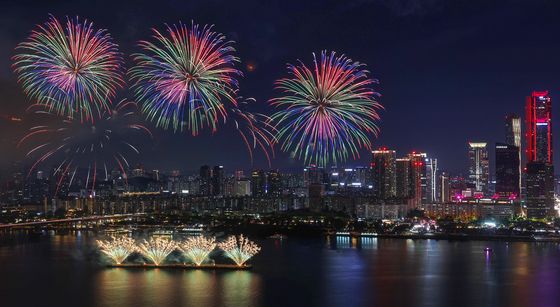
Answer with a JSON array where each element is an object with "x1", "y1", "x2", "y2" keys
[
  {"x1": 137, "y1": 237, "x2": 177, "y2": 265},
  {"x1": 97, "y1": 236, "x2": 137, "y2": 264},
  {"x1": 269, "y1": 51, "x2": 382, "y2": 166},
  {"x1": 217, "y1": 235, "x2": 260, "y2": 267},
  {"x1": 18, "y1": 100, "x2": 151, "y2": 195},
  {"x1": 130, "y1": 22, "x2": 241, "y2": 135},
  {"x1": 178, "y1": 236, "x2": 216, "y2": 266},
  {"x1": 13, "y1": 15, "x2": 123, "y2": 122}
]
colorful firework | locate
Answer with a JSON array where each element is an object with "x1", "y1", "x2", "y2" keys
[
  {"x1": 178, "y1": 236, "x2": 216, "y2": 266},
  {"x1": 217, "y1": 235, "x2": 260, "y2": 267},
  {"x1": 269, "y1": 51, "x2": 382, "y2": 166},
  {"x1": 18, "y1": 100, "x2": 152, "y2": 195},
  {"x1": 13, "y1": 15, "x2": 123, "y2": 122},
  {"x1": 229, "y1": 99, "x2": 276, "y2": 166},
  {"x1": 130, "y1": 22, "x2": 241, "y2": 135},
  {"x1": 137, "y1": 237, "x2": 177, "y2": 265},
  {"x1": 97, "y1": 236, "x2": 137, "y2": 264}
]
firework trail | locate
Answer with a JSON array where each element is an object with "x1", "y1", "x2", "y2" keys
[
  {"x1": 97, "y1": 236, "x2": 137, "y2": 264},
  {"x1": 229, "y1": 99, "x2": 276, "y2": 166},
  {"x1": 13, "y1": 15, "x2": 123, "y2": 122},
  {"x1": 217, "y1": 235, "x2": 260, "y2": 266},
  {"x1": 18, "y1": 100, "x2": 152, "y2": 196},
  {"x1": 137, "y1": 237, "x2": 177, "y2": 265},
  {"x1": 178, "y1": 236, "x2": 216, "y2": 266},
  {"x1": 269, "y1": 51, "x2": 382, "y2": 166},
  {"x1": 130, "y1": 22, "x2": 241, "y2": 135}
]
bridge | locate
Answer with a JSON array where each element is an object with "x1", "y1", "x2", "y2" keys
[{"x1": 0, "y1": 213, "x2": 145, "y2": 229}]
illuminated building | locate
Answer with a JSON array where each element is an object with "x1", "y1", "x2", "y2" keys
[
  {"x1": 505, "y1": 114, "x2": 522, "y2": 194},
  {"x1": 396, "y1": 158, "x2": 411, "y2": 198},
  {"x1": 199, "y1": 165, "x2": 212, "y2": 196},
  {"x1": 468, "y1": 142, "x2": 489, "y2": 196},
  {"x1": 526, "y1": 162, "x2": 555, "y2": 218},
  {"x1": 439, "y1": 172, "x2": 450, "y2": 203},
  {"x1": 408, "y1": 152, "x2": 427, "y2": 206},
  {"x1": 212, "y1": 165, "x2": 224, "y2": 196},
  {"x1": 525, "y1": 91, "x2": 552, "y2": 163},
  {"x1": 251, "y1": 170, "x2": 267, "y2": 197},
  {"x1": 424, "y1": 157, "x2": 438, "y2": 203},
  {"x1": 267, "y1": 170, "x2": 281, "y2": 197},
  {"x1": 371, "y1": 148, "x2": 396, "y2": 199},
  {"x1": 495, "y1": 143, "x2": 520, "y2": 198}
]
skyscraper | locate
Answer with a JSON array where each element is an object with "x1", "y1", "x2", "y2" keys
[
  {"x1": 525, "y1": 91, "x2": 552, "y2": 163},
  {"x1": 468, "y1": 142, "x2": 489, "y2": 195},
  {"x1": 395, "y1": 158, "x2": 411, "y2": 199},
  {"x1": 212, "y1": 165, "x2": 224, "y2": 196},
  {"x1": 408, "y1": 152, "x2": 427, "y2": 206},
  {"x1": 371, "y1": 148, "x2": 396, "y2": 199},
  {"x1": 251, "y1": 170, "x2": 267, "y2": 197},
  {"x1": 424, "y1": 157, "x2": 438, "y2": 203},
  {"x1": 495, "y1": 143, "x2": 520, "y2": 198},
  {"x1": 505, "y1": 114, "x2": 522, "y2": 194},
  {"x1": 526, "y1": 162, "x2": 555, "y2": 219},
  {"x1": 199, "y1": 165, "x2": 212, "y2": 196},
  {"x1": 525, "y1": 91, "x2": 555, "y2": 218}
]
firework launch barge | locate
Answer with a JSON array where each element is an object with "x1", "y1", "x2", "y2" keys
[{"x1": 107, "y1": 263, "x2": 252, "y2": 270}]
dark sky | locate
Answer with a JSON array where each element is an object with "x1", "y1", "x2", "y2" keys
[{"x1": 1, "y1": 0, "x2": 560, "y2": 174}]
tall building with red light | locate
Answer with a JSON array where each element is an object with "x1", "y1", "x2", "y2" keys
[
  {"x1": 525, "y1": 91, "x2": 552, "y2": 163},
  {"x1": 371, "y1": 148, "x2": 396, "y2": 199}
]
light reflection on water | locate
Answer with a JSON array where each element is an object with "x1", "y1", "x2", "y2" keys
[
  {"x1": 0, "y1": 232, "x2": 560, "y2": 307},
  {"x1": 94, "y1": 265, "x2": 261, "y2": 307}
]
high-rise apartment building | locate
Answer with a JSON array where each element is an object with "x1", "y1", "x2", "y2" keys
[
  {"x1": 371, "y1": 148, "x2": 396, "y2": 199},
  {"x1": 468, "y1": 142, "x2": 489, "y2": 195}
]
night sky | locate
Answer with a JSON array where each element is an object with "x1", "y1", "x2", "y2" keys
[{"x1": 1, "y1": 0, "x2": 560, "y2": 175}]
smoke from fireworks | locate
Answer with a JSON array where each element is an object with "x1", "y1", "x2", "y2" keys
[
  {"x1": 217, "y1": 235, "x2": 260, "y2": 266},
  {"x1": 137, "y1": 237, "x2": 177, "y2": 265},
  {"x1": 130, "y1": 22, "x2": 241, "y2": 135},
  {"x1": 97, "y1": 236, "x2": 137, "y2": 264},
  {"x1": 13, "y1": 15, "x2": 123, "y2": 122},
  {"x1": 269, "y1": 51, "x2": 382, "y2": 166},
  {"x1": 18, "y1": 100, "x2": 151, "y2": 195},
  {"x1": 178, "y1": 236, "x2": 216, "y2": 266}
]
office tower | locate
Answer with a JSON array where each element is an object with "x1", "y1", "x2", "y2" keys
[
  {"x1": 199, "y1": 165, "x2": 212, "y2": 196},
  {"x1": 371, "y1": 148, "x2": 396, "y2": 199},
  {"x1": 526, "y1": 162, "x2": 555, "y2": 218},
  {"x1": 396, "y1": 158, "x2": 411, "y2": 198},
  {"x1": 505, "y1": 114, "x2": 522, "y2": 194},
  {"x1": 212, "y1": 165, "x2": 224, "y2": 196},
  {"x1": 495, "y1": 143, "x2": 520, "y2": 198},
  {"x1": 408, "y1": 152, "x2": 427, "y2": 206},
  {"x1": 468, "y1": 142, "x2": 489, "y2": 195},
  {"x1": 439, "y1": 172, "x2": 450, "y2": 203},
  {"x1": 251, "y1": 169, "x2": 267, "y2": 197},
  {"x1": 424, "y1": 157, "x2": 438, "y2": 203},
  {"x1": 267, "y1": 170, "x2": 282, "y2": 197},
  {"x1": 526, "y1": 91, "x2": 552, "y2": 163}
]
